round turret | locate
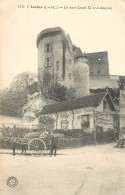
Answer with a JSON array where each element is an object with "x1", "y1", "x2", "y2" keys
[
  {"x1": 74, "y1": 54, "x2": 90, "y2": 97},
  {"x1": 37, "y1": 27, "x2": 75, "y2": 90}
]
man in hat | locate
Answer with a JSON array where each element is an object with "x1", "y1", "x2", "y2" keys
[{"x1": 50, "y1": 134, "x2": 58, "y2": 156}]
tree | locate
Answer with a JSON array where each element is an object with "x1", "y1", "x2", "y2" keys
[
  {"x1": 65, "y1": 87, "x2": 75, "y2": 100},
  {"x1": 117, "y1": 76, "x2": 125, "y2": 90},
  {"x1": 10, "y1": 72, "x2": 37, "y2": 92},
  {"x1": 42, "y1": 70, "x2": 52, "y2": 97},
  {"x1": 38, "y1": 115, "x2": 55, "y2": 133},
  {"x1": 0, "y1": 72, "x2": 37, "y2": 117},
  {"x1": 39, "y1": 70, "x2": 76, "y2": 101},
  {"x1": 48, "y1": 82, "x2": 67, "y2": 101}
]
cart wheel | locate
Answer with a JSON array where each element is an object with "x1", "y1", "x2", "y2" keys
[{"x1": 28, "y1": 138, "x2": 46, "y2": 156}]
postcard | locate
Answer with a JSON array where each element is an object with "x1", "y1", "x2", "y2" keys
[{"x1": 0, "y1": 0, "x2": 125, "y2": 194}]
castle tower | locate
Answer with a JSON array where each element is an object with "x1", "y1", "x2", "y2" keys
[
  {"x1": 37, "y1": 27, "x2": 74, "y2": 89},
  {"x1": 74, "y1": 54, "x2": 90, "y2": 97}
]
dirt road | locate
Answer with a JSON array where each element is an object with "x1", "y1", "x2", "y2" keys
[{"x1": 0, "y1": 144, "x2": 125, "y2": 195}]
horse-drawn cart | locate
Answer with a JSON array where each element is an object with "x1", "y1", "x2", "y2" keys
[
  {"x1": 0, "y1": 131, "x2": 51, "y2": 156},
  {"x1": 0, "y1": 130, "x2": 64, "y2": 156},
  {"x1": 28, "y1": 137, "x2": 47, "y2": 156},
  {"x1": 0, "y1": 116, "x2": 63, "y2": 156}
]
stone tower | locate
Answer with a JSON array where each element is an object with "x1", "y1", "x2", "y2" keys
[
  {"x1": 74, "y1": 54, "x2": 90, "y2": 97},
  {"x1": 37, "y1": 27, "x2": 74, "y2": 88}
]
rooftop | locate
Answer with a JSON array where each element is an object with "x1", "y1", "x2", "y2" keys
[
  {"x1": 39, "y1": 92, "x2": 115, "y2": 115},
  {"x1": 37, "y1": 27, "x2": 64, "y2": 47},
  {"x1": 87, "y1": 51, "x2": 109, "y2": 65}
]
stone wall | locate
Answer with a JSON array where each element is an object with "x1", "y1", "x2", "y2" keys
[
  {"x1": 0, "y1": 115, "x2": 22, "y2": 128},
  {"x1": 87, "y1": 51, "x2": 109, "y2": 76},
  {"x1": 37, "y1": 28, "x2": 74, "y2": 88},
  {"x1": 90, "y1": 75, "x2": 119, "y2": 89}
]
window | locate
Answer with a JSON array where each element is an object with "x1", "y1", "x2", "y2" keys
[
  {"x1": 81, "y1": 115, "x2": 90, "y2": 129},
  {"x1": 45, "y1": 58, "x2": 51, "y2": 68},
  {"x1": 45, "y1": 43, "x2": 52, "y2": 52},
  {"x1": 98, "y1": 71, "x2": 100, "y2": 74},
  {"x1": 91, "y1": 72, "x2": 93, "y2": 75},
  {"x1": 103, "y1": 100, "x2": 106, "y2": 110}
]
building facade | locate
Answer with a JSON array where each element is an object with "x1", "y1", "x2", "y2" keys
[
  {"x1": 87, "y1": 51, "x2": 109, "y2": 76},
  {"x1": 39, "y1": 92, "x2": 118, "y2": 142}
]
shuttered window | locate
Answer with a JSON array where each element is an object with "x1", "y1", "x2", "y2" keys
[{"x1": 45, "y1": 43, "x2": 52, "y2": 52}]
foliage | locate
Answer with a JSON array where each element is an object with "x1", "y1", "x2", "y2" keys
[
  {"x1": 24, "y1": 132, "x2": 41, "y2": 139},
  {"x1": 10, "y1": 72, "x2": 37, "y2": 92},
  {"x1": 108, "y1": 88, "x2": 120, "y2": 105},
  {"x1": 39, "y1": 70, "x2": 75, "y2": 101},
  {"x1": 48, "y1": 82, "x2": 67, "y2": 101},
  {"x1": 39, "y1": 71, "x2": 67, "y2": 101},
  {"x1": 39, "y1": 70, "x2": 52, "y2": 97},
  {"x1": 42, "y1": 71, "x2": 52, "y2": 97},
  {"x1": 65, "y1": 87, "x2": 75, "y2": 100},
  {"x1": 0, "y1": 72, "x2": 37, "y2": 117},
  {"x1": 117, "y1": 76, "x2": 125, "y2": 90},
  {"x1": 0, "y1": 125, "x2": 35, "y2": 138},
  {"x1": 38, "y1": 116, "x2": 55, "y2": 132},
  {"x1": 54, "y1": 129, "x2": 91, "y2": 138},
  {"x1": 47, "y1": 82, "x2": 76, "y2": 102},
  {"x1": 39, "y1": 116, "x2": 55, "y2": 124},
  {"x1": 90, "y1": 87, "x2": 120, "y2": 105}
]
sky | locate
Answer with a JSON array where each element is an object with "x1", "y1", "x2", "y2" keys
[{"x1": 1, "y1": 0, "x2": 125, "y2": 89}]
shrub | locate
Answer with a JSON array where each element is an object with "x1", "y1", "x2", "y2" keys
[
  {"x1": 54, "y1": 129, "x2": 86, "y2": 138},
  {"x1": 58, "y1": 138, "x2": 84, "y2": 149},
  {"x1": 24, "y1": 132, "x2": 41, "y2": 139}
]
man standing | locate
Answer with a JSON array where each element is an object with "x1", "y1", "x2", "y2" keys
[
  {"x1": 11, "y1": 137, "x2": 16, "y2": 156},
  {"x1": 13, "y1": 142, "x2": 16, "y2": 155},
  {"x1": 50, "y1": 136, "x2": 58, "y2": 156}
]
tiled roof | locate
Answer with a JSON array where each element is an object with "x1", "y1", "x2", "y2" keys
[{"x1": 40, "y1": 92, "x2": 106, "y2": 115}]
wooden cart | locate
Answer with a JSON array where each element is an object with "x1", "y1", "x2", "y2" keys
[{"x1": 0, "y1": 132, "x2": 51, "y2": 156}]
